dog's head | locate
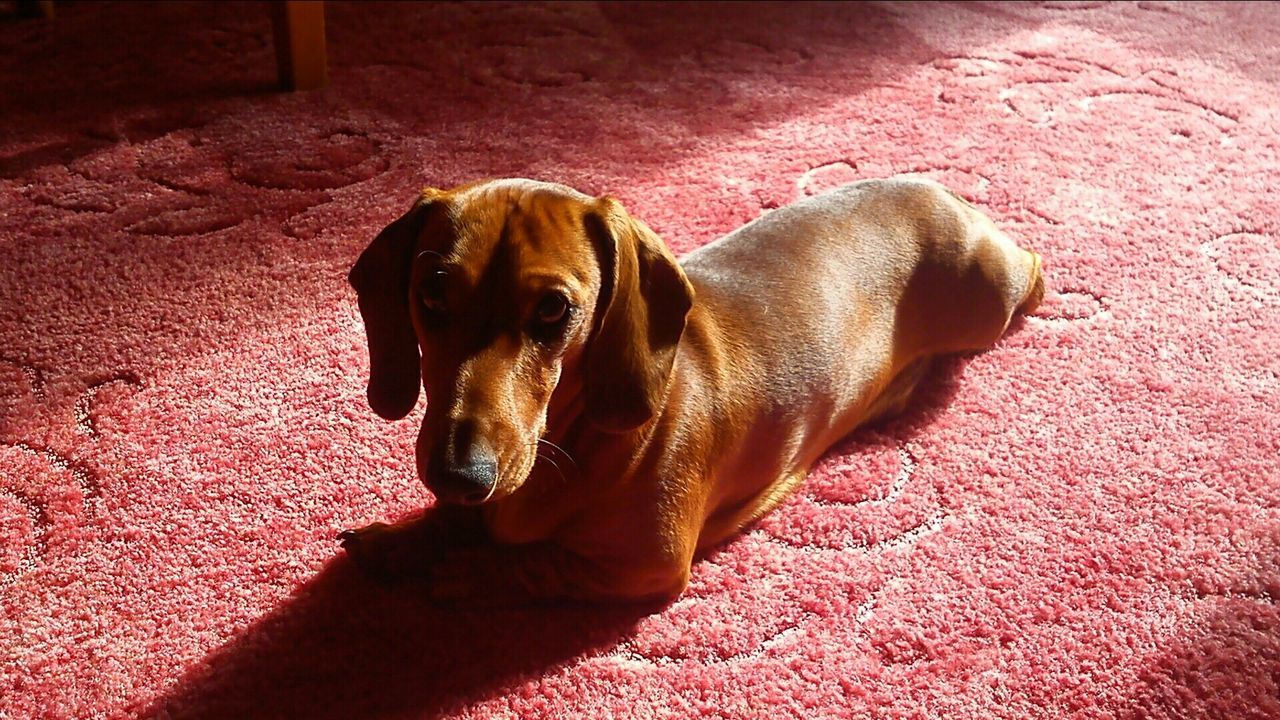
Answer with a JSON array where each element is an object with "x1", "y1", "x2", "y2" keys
[{"x1": 349, "y1": 179, "x2": 694, "y2": 505}]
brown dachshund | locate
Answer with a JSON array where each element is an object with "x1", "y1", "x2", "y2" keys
[{"x1": 340, "y1": 177, "x2": 1043, "y2": 603}]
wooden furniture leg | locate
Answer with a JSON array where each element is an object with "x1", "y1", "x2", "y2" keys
[
  {"x1": 271, "y1": 1, "x2": 328, "y2": 91},
  {"x1": 16, "y1": 1, "x2": 55, "y2": 19}
]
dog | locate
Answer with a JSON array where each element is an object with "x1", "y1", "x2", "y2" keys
[{"x1": 340, "y1": 176, "x2": 1044, "y2": 603}]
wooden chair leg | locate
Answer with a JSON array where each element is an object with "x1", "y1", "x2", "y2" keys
[
  {"x1": 271, "y1": 1, "x2": 328, "y2": 91},
  {"x1": 17, "y1": 1, "x2": 56, "y2": 19}
]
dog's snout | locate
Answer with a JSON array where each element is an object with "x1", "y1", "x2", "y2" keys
[{"x1": 428, "y1": 431, "x2": 499, "y2": 505}]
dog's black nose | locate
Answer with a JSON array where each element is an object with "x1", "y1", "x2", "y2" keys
[{"x1": 432, "y1": 454, "x2": 498, "y2": 505}]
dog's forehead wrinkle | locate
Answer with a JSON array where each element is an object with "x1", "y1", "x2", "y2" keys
[
  {"x1": 485, "y1": 178, "x2": 592, "y2": 202},
  {"x1": 454, "y1": 179, "x2": 590, "y2": 214},
  {"x1": 443, "y1": 207, "x2": 508, "y2": 281},
  {"x1": 453, "y1": 183, "x2": 591, "y2": 248},
  {"x1": 505, "y1": 204, "x2": 542, "y2": 253}
]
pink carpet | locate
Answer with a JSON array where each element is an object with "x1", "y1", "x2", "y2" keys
[{"x1": 3, "y1": 1, "x2": 1278, "y2": 717}]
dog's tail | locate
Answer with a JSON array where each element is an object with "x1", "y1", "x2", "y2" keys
[{"x1": 1016, "y1": 251, "x2": 1045, "y2": 316}]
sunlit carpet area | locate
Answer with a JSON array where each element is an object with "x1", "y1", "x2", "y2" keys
[{"x1": 2, "y1": 2, "x2": 1278, "y2": 718}]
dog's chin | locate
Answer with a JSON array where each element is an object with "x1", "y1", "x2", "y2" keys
[{"x1": 428, "y1": 487, "x2": 491, "y2": 506}]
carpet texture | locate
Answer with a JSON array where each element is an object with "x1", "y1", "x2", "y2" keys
[{"x1": 3, "y1": 1, "x2": 1279, "y2": 718}]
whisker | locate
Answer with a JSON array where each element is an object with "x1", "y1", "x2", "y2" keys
[
  {"x1": 536, "y1": 438, "x2": 579, "y2": 471},
  {"x1": 525, "y1": 439, "x2": 576, "y2": 486},
  {"x1": 537, "y1": 451, "x2": 567, "y2": 485},
  {"x1": 526, "y1": 442, "x2": 568, "y2": 484}
]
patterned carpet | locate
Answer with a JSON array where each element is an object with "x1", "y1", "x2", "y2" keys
[{"x1": 1, "y1": 2, "x2": 1278, "y2": 718}]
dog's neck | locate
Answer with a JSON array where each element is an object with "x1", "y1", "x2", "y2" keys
[{"x1": 480, "y1": 352, "x2": 671, "y2": 545}]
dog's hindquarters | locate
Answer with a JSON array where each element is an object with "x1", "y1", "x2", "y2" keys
[
  {"x1": 883, "y1": 178, "x2": 1044, "y2": 364},
  {"x1": 682, "y1": 178, "x2": 1044, "y2": 551},
  {"x1": 859, "y1": 178, "x2": 1043, "y2": 436}
]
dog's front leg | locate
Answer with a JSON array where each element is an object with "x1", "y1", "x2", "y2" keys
[
  {"x1": 339, "y1": 504, "x2": 484, "y2": 583},
  {"x1": 429, "y1": 542, "x2": 691, "y2": 606}
]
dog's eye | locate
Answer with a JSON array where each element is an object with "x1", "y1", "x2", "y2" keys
[
  {"x1": 531, "y1": 292, "x2": 573, "y2": 343},
  {"x1": 420, "y1": 270, "x2": 448, "y2": 316},
  {"x1": 535, "y1": 292, "x2": 570, "y2": 326}
]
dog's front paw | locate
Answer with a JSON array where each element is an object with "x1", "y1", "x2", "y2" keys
[{"x1": 339, "y1": 520, "x2": 436, "y2": 583}]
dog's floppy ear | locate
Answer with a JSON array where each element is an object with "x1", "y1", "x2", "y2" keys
[
  {"x1": 583, "y1": 197, "x2": 694, "y2": 432},
  {"x1": 348, "y1": 190, "x2": 441, "y2": 420}
]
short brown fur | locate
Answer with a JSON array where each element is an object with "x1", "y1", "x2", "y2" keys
[{"x1": 342, "y1": 177, "x2": 1044, "y2": 603}]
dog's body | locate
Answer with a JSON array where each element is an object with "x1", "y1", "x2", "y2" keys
[{"x1": 342, "y1": 177, "x2": 1043, "y2": 602}]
